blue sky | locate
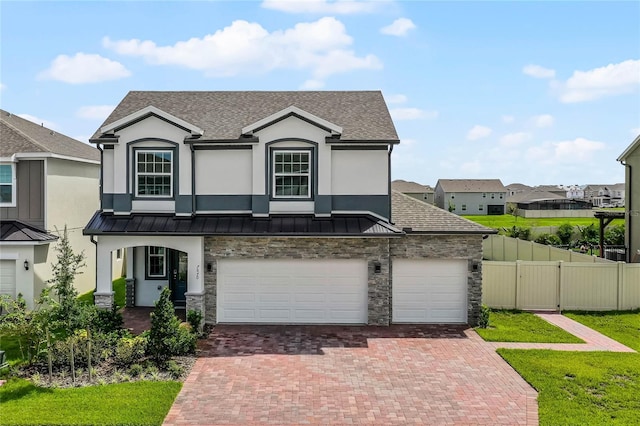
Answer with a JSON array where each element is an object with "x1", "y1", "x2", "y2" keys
[{"x1": 1, "y1": 0, "x2": 639, "y2": 187}]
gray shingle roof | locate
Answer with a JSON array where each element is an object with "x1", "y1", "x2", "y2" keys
[
  {"x1": 437, "y1": 179, "x2": 506, "y2": 193},
  {"x1": 0, "y1": 109, "x2": 99, "y2": 161},
  {"x1": 507, "y1": 190, "x2": 566, "y2": 203},
  {"x1": 93, "y1": 91, "x2": 399, "y2": 141},
  {"x1": 391, "y1": 179, "x2": 434, "y2": 193},
  {"x1": 391, "y1": 191, "x2": 495, "y2": 234}
]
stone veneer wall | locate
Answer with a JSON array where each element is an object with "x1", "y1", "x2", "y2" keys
[
  {"x1": 203, "y1": 237, "x2": 391, "y2": 325},
  {"x1": 389, "y1": 234, "x2": 484, "y2": 326}
]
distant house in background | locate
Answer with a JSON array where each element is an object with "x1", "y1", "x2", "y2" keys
[
  {"x1": 534, "y1": 185, "x2": 568, "y2": 199},
  {"x1": 507, "y1": 189, "x2": 592, "y2": 218},
  {"x1": 583, "y1": 184, "x2": 626, "y2": 207},
  {"x1": 391, "y1": 179, "x2": 435, "y2": 205},
  {"x1": 565, "y1": 184, "x2": 585, "y2": 199},
  {"x1": 617, "y1": 134, "x2": 640, "y2": 263},
  {"x1": 505, "y1": 183, "x2": 532, "y2": 197},
  {"x1": 435, "y1": 179, "x2": 507, "y2": 215},
  {"x1": 0, "y1": 110, "x2": 100, "y2": 307}
]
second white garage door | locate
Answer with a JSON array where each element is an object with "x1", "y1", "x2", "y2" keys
[
  {"x1": 392, "y1": 259, "x2": 468, "y2": 324},
  {"x1": 0, "y1": 260, "x2": 16, "y2": 298},
  {"x1": 217, "y1": 259, "x2": 368, "y2": 324}
]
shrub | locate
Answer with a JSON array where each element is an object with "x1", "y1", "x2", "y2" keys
[
  {"x1": 535, "y1": 233, "x2": 562, "y2": 246},
  {"x1": 477, "y1": 305, "x2": 491, "y2": 329},
  {"x1": 505, "y1": 226, "x2": 531, "y2": 241},
  {"x1": 128, "y1": 363, "x2": 144, "y2": 377},
  {"x1": 556, "y1": 223, "x2": 574, "y2": 246},
  {"x1": 166, "y1": 360, "x2": 184, "y2": 379},
  {"x1": 186, "y1": 309, "x2": 203, "y2": 336},
  {"x1": 605, "y1": 224, "x2": 625, "y2": 245},
  {"x1": 90, "y1": 305, "x2": 124, "y2": 335},
  {"x1": 147, "y1": 288, "x2": 196, "y2": 366},
  {"x1": 114, "y1": 335, "x2": 147, "y2": 366}
]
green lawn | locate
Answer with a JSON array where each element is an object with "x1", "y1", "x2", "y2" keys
[
  {"x1": 0, "y1": 379, "x2": 181, "y2": 426},
  {"x1": 78, "y1": 276, "x2": 126, "y2": 308},
  {"x1": 475, "y1": 310, "x2": 583, "y2": 343},
  {"x1": 498, "y1": 350, "x2": 640, "y2": 425},
  {"x1": 564, "y1": 310, "x2": 640, "y2": 351},
  {"x1": 464, "y1": 214, "x2": 623, "y2": 229}
]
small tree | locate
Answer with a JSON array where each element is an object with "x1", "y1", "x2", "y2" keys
[
  {"x1": 48, "y1": 226, "x2": 87, "y2": 333},
  {"x1": 605, "y1": 224, "x2": 625, "y2": 245},
  {"x1": 556, "y1": 223, "x2": 574, "y2": 246},
  {"x1": 147, "y1": 287, "x2": 195, "y2": 367},
  {"x1": 578, "y1": 224, "x2": 599, "y2": 245}
]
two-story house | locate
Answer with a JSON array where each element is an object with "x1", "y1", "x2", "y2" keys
[
  {"x1": 84, "y1": 91, "x2": 494, "y2": 326},
  {"x1": 0, "y1": 110, "x2": 100, "y2": 307},
  {"x1": 391, "y1": 179, "x2": 435, "y2": 204},
  {"x1": 618, "y1": 135, "x2": 640, "y2": 262},
  {"x1": 435, "y1": 179, "x2": 507, "y2": 215}
]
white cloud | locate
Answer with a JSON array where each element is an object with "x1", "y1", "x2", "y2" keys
[
  {"x1": 300, "y1": 79, "x2": 325, "y2": 89},
  {"x1": 76, "y1": 105, "x2": 115, "y2": 120},
  {"x1": 390, "y1": 108, "x2": 438, "y2": 121},
  {"x1": 558, "y1": 59, "x2": 640, "y2": 103},
  {"x1": 386, "y1": 94, "x2": 407, "y2": 104},
  {"x1": 502, "y1": 115, "x2": 515, "y2": 124},
  {"x1": 466, "y1": 125, "x2": 492, "y2": 141},
  {"x1": 522, "y1": 64, "x2": 556, "y2": 79},
  {"x1": 380, "y1": 18, "x2": 416, "y2": 37},
  {"x1": 527, "y1": 138, "x2": 606, "y2": 164},
  {"x1": 401, "y1": 138, "x2": 417, "y2": 146},
  {"x1": 103, "y1": 17, "x2": 381, "y2": 85},
  {"x1": 500, "y1": 132, "x2": 532, "y2": 147},
  {"x1": 0, "y1": 83, "x2": 6, "y2": 91},
  {"x1": 38, "y1": 53, "x2": 131, "y2": 84},
  {"x1": 631, "y1": 127, "x2": 640, "y2": 135},
  {"x1": 261, "y1": 0, "x2": 381, "y2": 14},
  {"x1": 17, "y1": 114, "x2": 59, "y2": 130},
  {"x1": 532, "y1": 114, "x2": 554, "y2": 128}
]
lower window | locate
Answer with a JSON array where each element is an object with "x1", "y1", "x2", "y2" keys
[{"x1": 146, "y1": 247, "x2": 166, "y2": 278}]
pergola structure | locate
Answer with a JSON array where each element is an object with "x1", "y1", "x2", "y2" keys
[{"x1": 593, "y1": 210, "x2": 625, "y2": 258}]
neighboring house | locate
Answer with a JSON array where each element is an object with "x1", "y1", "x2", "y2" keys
[
  {"x1": 391, "y1": 179, "x2": 435, "y2": 204},
  {"x1": 534, "y1": 184, "x2": 568, "y2": 198},
  {"x1": 583, "y1": 184, "x2": 626, "y2": 207},
  {"x1": 505, "y1": 183, "x2": 532, "y2": 197},
  {"x1": 0, "y1": 110, "x2": 100, "y2": 307},
  {"x1": 565, "y1": 184, "x2": 585, "y2": 199},
  {"x1": 618, "y1": 135, "x2": 640, "y2": 263},
  {"x1": 83, "y1": 91, "x2": 495, "y2": 326},
  {"x1": 435, "y1": 179, "x2": 507, "y2": 215}
]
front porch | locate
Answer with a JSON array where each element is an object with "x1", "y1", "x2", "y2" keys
[{"x1": 122, "y1": 307, "x2": 187, "y2": 335}]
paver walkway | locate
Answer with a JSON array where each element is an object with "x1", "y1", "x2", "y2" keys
[
  {"x1": 164, "y1": 325, "x2": 538, "y2": 425},
  {"x1": 488, "y1": 313, "x2": 636, "y2": 352}
]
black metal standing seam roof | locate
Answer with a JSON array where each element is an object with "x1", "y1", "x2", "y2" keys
[
  {"x1": 83, "y1": 212, "x2": 403, "y2": 237},
  {"x1": 0, "y1": 220, "x2": 59, "y2": 242}
]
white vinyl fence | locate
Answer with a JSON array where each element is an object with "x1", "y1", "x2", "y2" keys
[
  {"x1": 483, "y1": 261, "x2": 640, "y2": 311},
  {"x1": 483, "y1": 234, "x2": 611, "y2": 263}
]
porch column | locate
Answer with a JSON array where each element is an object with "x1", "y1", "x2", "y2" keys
[
  {"x1": 94, "y1": 241, "x2": 114, "y2": 309},
  {"x1": 124, "y1": 247, "x2": 135, "y2": 307},
  {"x1": 185, "y1": 238, "x2": 205, "y2": 322}
]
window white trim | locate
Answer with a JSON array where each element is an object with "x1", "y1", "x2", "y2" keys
[
  {"x1": 0, "y1": 162, "x2": 16, "y2": 207},
  {"x1": 146, "y1": 246, "x2": 166, "y2": 278},
  {"x1": 272, "y1": 150, "x2": 311, "y2": 199},
  {"x1": 135, "y1": 150, "x2": 173, "y2": 198}
]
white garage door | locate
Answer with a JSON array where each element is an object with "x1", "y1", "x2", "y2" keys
[
  {"x1": 0, "y1": 260, "x2": 17, "y2": 298},
  {"x1": 393, "y1": 259, "x2": 468, "y2": 324},
  {"x1": 217, "y1": 259, "x2": 368, "y2": 324}
]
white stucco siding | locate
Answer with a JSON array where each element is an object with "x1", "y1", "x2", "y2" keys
[
  {"x1": 331, "y1": 150, "x2": 388, "y2": 195},
  {"x1": 269, "y1": 201, "x2": 315, "y2": 213},
  {"x1": 195, "y1": 150, "x2": 252, "y2": 194},
  {"x1": 46, "y1": 158, "x2": 99, "y2": 295},
  {"x1": 252, "y1": 116, "x2": 332, "y2": 195},
  {"x1": 102, "y1": 150, "x2": 114, "y2": 194},
  {"x1": 131, "y1": 200, "x2": 175, "y2": 212},
  {"x1": 109, "y1": 116, "x2": 192, "y2": 195},
  {"x1": 95, "y1": 235, "x2": 204, "y2": 299}
]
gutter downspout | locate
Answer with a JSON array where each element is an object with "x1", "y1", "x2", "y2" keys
[
  {"x1": 620, "y1": 159, "x2": 632, "y2": 262},
  {"x1": 388, "y1": 144, "x2": 394, "y2": 223},
  {"x1": 96, "y1": 144, "x2": 104, "y2": 210},
  {"x1": 190, "y1": 144, "x2": 196, "y2": 216},
  {"x1": 90, "y1": 235, "x2": 98, "y2": 293}
]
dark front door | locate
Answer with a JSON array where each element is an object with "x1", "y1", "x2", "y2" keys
[{"x1": 169, "y1": 250, "x2": 187, "y2": 307}]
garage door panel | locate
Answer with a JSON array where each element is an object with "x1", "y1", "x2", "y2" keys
[
  {"x1": 393, "y1": 259, "x2": 467, "y2": 324},
  {"x1": 218, "y1": 259, "x2": 367, "y2": 324},
  {"x1": 0, "y1": 260, "x2": 16, "y2": 298}
]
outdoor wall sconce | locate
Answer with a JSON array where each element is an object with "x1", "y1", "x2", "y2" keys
[
  {"x1": 23, "y1": 260, "x2": 29, "y2": 271},
  {"x1": 373, "y1": 262, "x2": 381, "y2": 274},
  {"x1": 207, "y1": 263, "x2": 212, "y2": 272}
]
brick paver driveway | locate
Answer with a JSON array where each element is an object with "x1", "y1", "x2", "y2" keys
[{"x1": 164, "y1": 325, "x2": 537, "y2": 425}]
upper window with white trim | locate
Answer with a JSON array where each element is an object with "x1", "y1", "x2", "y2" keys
[
  {"x1": 273, "y1": 151, "x2": 311, "y2": 198},
  {"x1": 0, "y1": 163, "x2": 16, "y2": 206},
  {"x1": 136, "y1": 151, "x2": 173, "y2": 197}
]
